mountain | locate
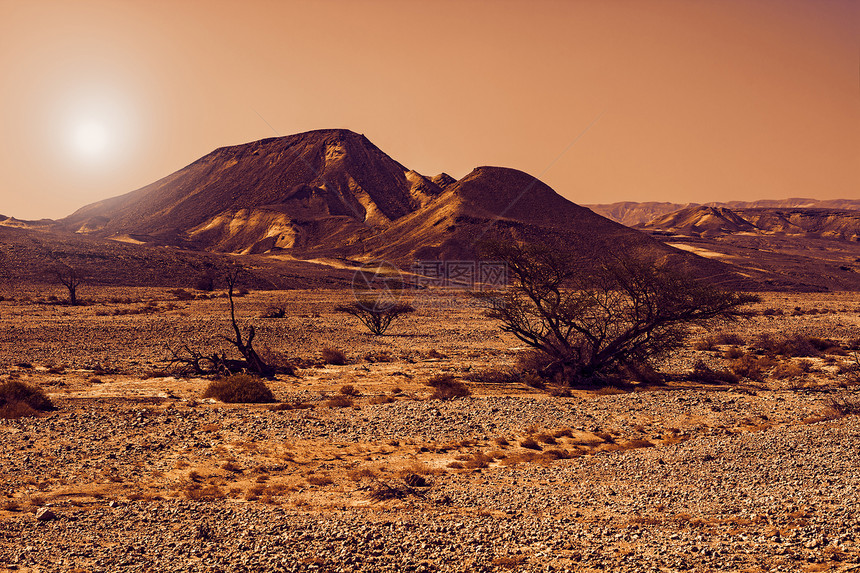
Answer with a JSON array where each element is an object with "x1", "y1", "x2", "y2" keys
[
  {"x1": 641, "y1": 205, "x2": 860, "y2": 242},
  {"x1": 636, "y1": 205, "x2": 860, "y2": 291},
  {"x1": 64, "y1": 129, "x2": 446, "y2": 254},
  {"x1": 61, "y1": 129, "x2": 736, "y2": 282},
  {"x1": 588, "y1": 199, "x2": 860, "y2": 227},
  {"x1": 584, "y1": 202, "x2": 690, "y2": 227}
]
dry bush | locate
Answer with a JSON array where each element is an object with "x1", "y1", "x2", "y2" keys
[
  {"x1": 771, "y1": 361, "x2": 809, "y2": 380},
  {"x1": 715, "y1": 332, "x2": 745, "y2": 346},
  {"x1": 424, "y1": 374, "x2": 471, "y2": 400},
  {"x1": 689, "y1": 360, "x2": 740, "y2": 384},
  {"x1": 520, "y1": 437, "x2": 541, "y2": 450},
  {"x1": 593, "y1": 385, "x2": 627, "y2": 396},
  {"x1": 621, "y1": 438, "x2": 655, "y2": 450},
  {"x1": 203, "y1": 374, "x2": 276, "y2": 403},
  {"x1": 515, "y1": 350, "x2": 554, "y2": 374},
  {"x1": 493, "y1": 436, "x2": 510, "y2": 446},
  {"x1": 347, "y1": 468, "x2": 376, "y2": 481},
  {"x1": 426, "y1": 349, "x2": 447, "y2": 359},
  {"x1": 260, "y1": 306, "x2": 286, "y2": 318},
  {"x1": 306, "y1": 474, "x2": 334, "y2": 486},
  {"x1": 364, "y1": 351, "x2": 395, "y2": 363},
  {"x1": 756, "y1": 333, "x2": 819, "y2": 358},
  {"x1": 463, "y1": 452, "x2": 493, "y2": 469},
  {"x1": 184, "y1": 484, "x2": 226, "y2": 501},
  {"x1": 693, "y1": 337, "x2": 717, "y2": 351},
  {"x1": 820, "y1": 398, "x2": 860, "y2": 419},
  {"x1": 369, "y1": 395, "x2": 395, "y2": 405},
  {"x1": 0, "y1": 499, "x2": 20, "y2": 512},
  {"x1": 730, "y1": 354, "x2": 776, "y2": 381},
  {"x1": 533, "y1": 432, "x2": 557, "y2": 445},
  {"x1": 339, "y1": 384, "x2": 360, "y2": 397},
  {"x1": 221, "y1": 462, "x2": 243, "y2": 474},
  {"x1": 464, "y1": 368, "x2": 519, "y2": 385},
  {"x1": 723, "y1": 347, "x2": 744, "y2": 360},
  {"x1": 0, "y1": 380, "x2": 54, "y2": 419},
  {"x1": 324, "y1": 395, "x2": 354, "y2": 408},
  {"x1": 321, "y1": 348, "x2": 348, "y2": 365}
]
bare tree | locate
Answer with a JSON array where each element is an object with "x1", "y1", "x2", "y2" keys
[
  {"x1": 479, "y1": 241, "x2": 758, "y2": 385},
  {"x1": 223, "y1": 268, "x2": 274, "y2": 377},
  {"x1": 335, "y1": 298, "x2": 415, "y2": 335},
  {"x1": 50, "y1": 264, "x2": 83, "y2": 305}
]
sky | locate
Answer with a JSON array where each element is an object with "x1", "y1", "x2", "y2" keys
[{"x1": 0, "y1": 0, "x2": 858, "y2": 220}]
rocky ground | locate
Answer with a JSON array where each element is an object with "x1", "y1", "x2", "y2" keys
[{"x1": 1, "y1": 287, "x2": 860, "y2": 572}]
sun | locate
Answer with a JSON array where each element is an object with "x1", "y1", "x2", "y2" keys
[{"x1": 70, "y1": 119, "x2": 110, "y2": 159}]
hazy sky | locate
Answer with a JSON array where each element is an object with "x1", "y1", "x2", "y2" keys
[{"x1": 1, "y1": 0, "x2": 858, "y2": 220}]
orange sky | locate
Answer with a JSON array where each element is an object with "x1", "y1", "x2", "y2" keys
[{"x1": 1, "y1": 0, "x2": 858, "y2": 220}]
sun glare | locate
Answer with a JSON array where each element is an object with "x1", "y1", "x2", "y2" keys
[{"x1": 71, "y1": 120, "x2": 110, "y2": 159}]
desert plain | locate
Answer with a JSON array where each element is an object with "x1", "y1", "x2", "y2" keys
[{"x1": 1, "y1": 284, "x2": 860, "y2": 573}]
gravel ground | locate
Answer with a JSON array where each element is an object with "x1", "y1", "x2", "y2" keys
[{"x1": 2, "y1": 289, "x2": 860, "y2": 572}]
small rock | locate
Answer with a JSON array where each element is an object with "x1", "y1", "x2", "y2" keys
[{"x1": 35, "y1": 508, "x2": 56, "y2": 522}]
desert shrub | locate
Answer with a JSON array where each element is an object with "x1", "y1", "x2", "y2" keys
[
  {"x1": 169, "y1": 288, "x2": 196, "y2": 301},
  {"x1": 520, "y1": 437, "x2": 541, "y2": 450},
  {"x1": 693, "y1": 337, "x2": 717, "y2": 351},
  {"x1": 261, "y1": 306, "x2": 286, "y2": 319},
  {"x1": 323, "y1": 395, "x2": 354, "y2": 408},
  {"x1": 689, "y1": 360, "x2": 739, "y2": 384},
  {"x1": 756, "y1": 333, "x2": 820, "y2": 358},
  {"x1": 321, "y1": 348, "x2": 348, "y2": 365},
  {"x1": 715, "y1": 332, "x2": 745, "y2": 346},
  {"x1": 730, "y1": 354, "x2": 776, "y2": 381},
  {"x1": 339, "y1": 384, "x2": 360, "y2": 396},
  {"x1": 463, "y1": 368, "x2": 519, "y2": 385},
  {"x1": 424, "y1": 374, "x2": 471, "y2": 400},
  {"x1": 334, "y1": 299, "x2": 415, "y2": 335},
  {"x1": 534, "y1": 432, "x2": 557, "y2": 445},
  {"x1": 463, "y1": 452, "x2": 493, "y2": 469},
  {"x1": 185, "y1": 484, "x2": 225, "y2": 501},
  {"x1": 807, "y1": 337, "x2": 847, "y2": 355},
  {"x1": 221, "y1": 462, "x2": 244, "y2": 474},
  {"x1": 478, "y1": 241, "x2": 757, "y2": 386},
  {"x1": 723, "y1": 346, "x2": 745, "y2": 360},
  {"x1": 306, "y1": 474, "x2": 334, "y2": 486},
  {"x1": 820, "y1": 397, "x2": 860, "y2": 419},
  {"x1": 771, "y1": 361, "x2": 808, "y2": 380},
  {"x1": 0, "y1": 381, "x2": 54, "y2": 419},
  {"x1": 368, "y1": 395, "x2": 395, "y2": 405},
  {"x1": 364, "y1": 351, "x2": 394, "y2": 363},
  {"x1": 426, "y1": 349, "x2": 447, "y2": 359},
  {"x1": 203, "y1": 374, "x2": 276, "y2": 403}
]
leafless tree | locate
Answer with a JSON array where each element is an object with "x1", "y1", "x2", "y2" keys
[
  {"x1": 335, "y1": 298, "x2": 415, "y2": 335},
  {"x1": 223, "y1": 268, "x2": 274, "y2": 377},
  {"x1": 479, "y1": 241, "x2": 758, "y2": 385},
  {"x1": 50, "y1": 264, "x2": 83, "y2": 305}
]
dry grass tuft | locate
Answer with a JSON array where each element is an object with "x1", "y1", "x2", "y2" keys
[
  {"x1": 203, "y1": 374, "x2": 275, "y2": 403},
  {"x1": 424, "y1": 374, "x2": 471, "y2": 400},
  {"x1": 323, "y1": 395, "x2": 354, "y2": 408},
  {"x1": 321, "y1": 347, "x2": 348, "y2": 365},
  {"x1": 0, "y1": 380, "x2": 55, "y2": 419},
  {"x1": 339, "y1": 384, "x2": 360, "y2": 397},
  {"x1": 306, "y1": 474, "x2": 334, "y2": 486}
]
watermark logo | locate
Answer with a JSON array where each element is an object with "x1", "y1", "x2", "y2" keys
[
  {"x1": 409, "y1": 260, "x2": 507, "y2": 291},
  {"x1": 349, "y1": 261, "x2": 406, "y2": 311}
]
